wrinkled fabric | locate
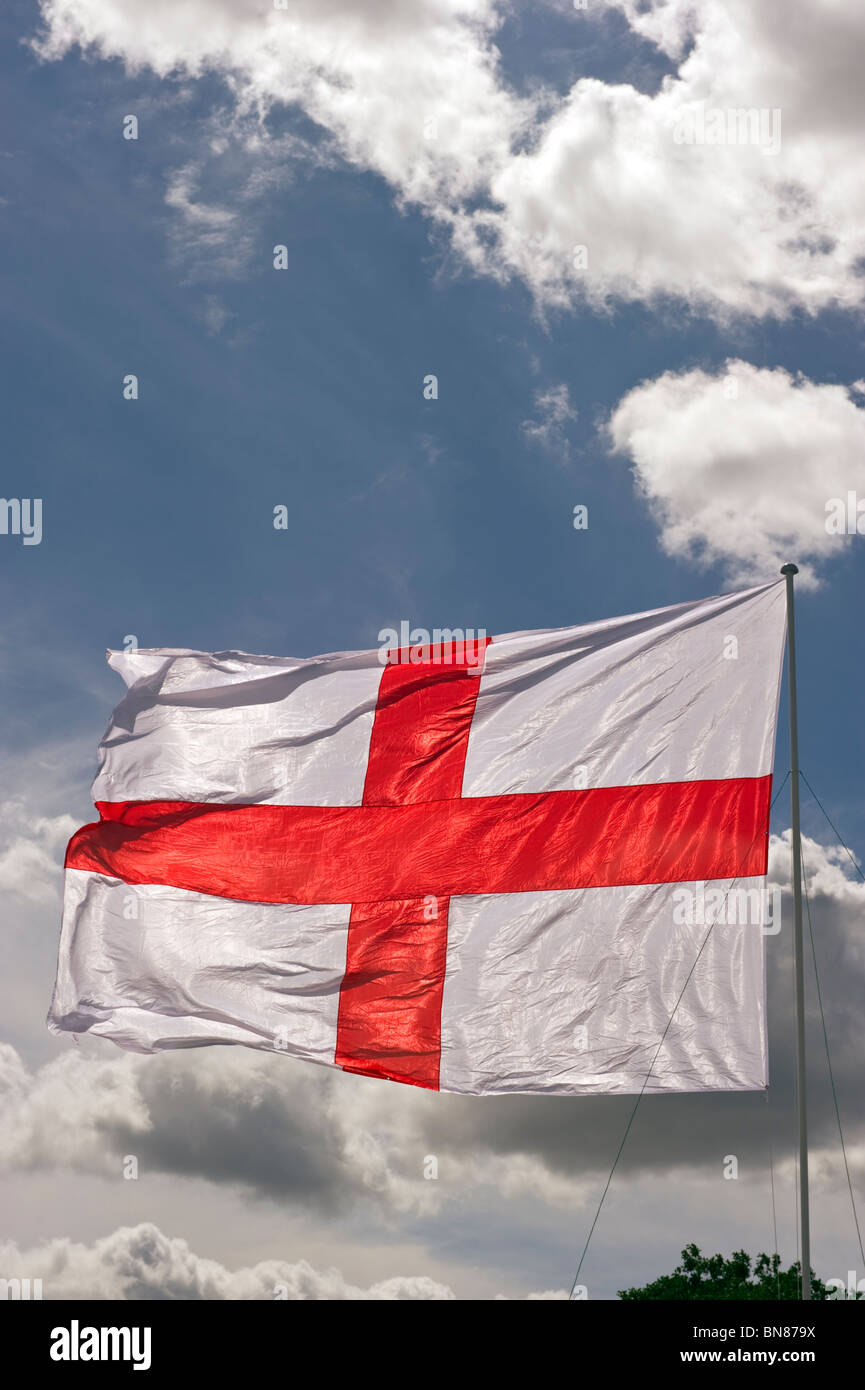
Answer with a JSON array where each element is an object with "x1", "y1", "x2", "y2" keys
[{"x1": 50, "y1": 580, "x2": 787, "y2": 1094}]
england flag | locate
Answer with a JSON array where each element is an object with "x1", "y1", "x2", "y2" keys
[{"x1": 49, "y1": 581, "x2": 787, "y2": 1095}]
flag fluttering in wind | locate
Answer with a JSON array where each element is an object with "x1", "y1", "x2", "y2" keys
[{"x1": 50, "y1": 582, "x2": 787, "y2": 1095}]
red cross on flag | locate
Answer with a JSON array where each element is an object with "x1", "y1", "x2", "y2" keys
[{"x1": 49, "y1": 581, "x2": 787, "y2": 1095}]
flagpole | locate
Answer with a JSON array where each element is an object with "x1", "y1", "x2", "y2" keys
[{"x1": 780, "y1": 562, "x2": 810, "y2": 1300}]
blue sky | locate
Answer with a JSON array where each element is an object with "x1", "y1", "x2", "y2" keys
[
  {"x1": 1, "y1": 0, "x2": 864, "y2": 1300},
  {"x1": 3, "y1": 0, "x2": 864, "y2": 839}
]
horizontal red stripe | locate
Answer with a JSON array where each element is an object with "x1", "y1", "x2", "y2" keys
[{"x1": 66, "y1": 776, "x2": 771, "y2": 904}]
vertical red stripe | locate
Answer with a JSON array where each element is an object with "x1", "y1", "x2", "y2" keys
[
  {"x1": 335, "y1": 896, "x2": 451, "y2": 1086},
  {"x1": 362, "y1": 639, "x2": 489, "y2": 806},
  {"x1": 335, "y1": 639, "x2": 489, "y2": 1088}
]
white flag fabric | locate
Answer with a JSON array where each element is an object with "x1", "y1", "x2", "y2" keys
[{"x1": 50, "y1": 581, "x2": 787, "y2": 1094}]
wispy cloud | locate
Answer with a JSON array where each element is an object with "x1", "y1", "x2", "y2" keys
[{"x1": 522, "y1": 383, "x2": 578, "y2": 460}]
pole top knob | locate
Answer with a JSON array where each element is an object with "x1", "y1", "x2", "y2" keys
[{"x1": 780, "y1": 563, "x2": 799, "y2": 575}]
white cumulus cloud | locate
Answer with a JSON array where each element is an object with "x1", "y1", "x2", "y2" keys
[
  {"x1": 0, "y1": 1222, "x2": 456, "y2": 1299},
  {"x1": 29, "y1": 0, "x2": 865, "y2": 317},
  {"x1": 607, "y1": 360, "x2": 865, "y2": 585}
]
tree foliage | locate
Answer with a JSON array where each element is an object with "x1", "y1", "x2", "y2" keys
[{"x1": 618, "y1": 1244, "x2": 830, "y2": 1300}]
